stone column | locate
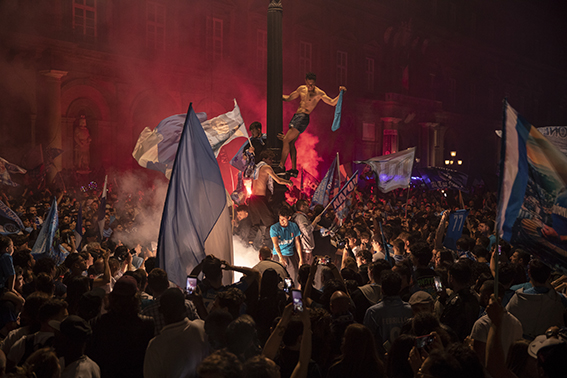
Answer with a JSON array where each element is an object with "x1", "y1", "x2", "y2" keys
[
  {"x1": 267, "y1": 0, "x2": 283, "y2": 149},
  {"x1": 39, "y1": 70, "x2": 67, "y2": 179}
]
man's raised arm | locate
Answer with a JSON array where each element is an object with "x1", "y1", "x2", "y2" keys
[{"x1": 321, "y1": 86, "x2": 347, "y2": 106}]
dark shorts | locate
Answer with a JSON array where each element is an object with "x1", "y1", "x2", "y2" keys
[{"x1": 289, "y1": 113, "x2": 310, "y2": 134}]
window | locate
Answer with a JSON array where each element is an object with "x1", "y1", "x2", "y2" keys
[
  {"x1": 257, "y1": 30, "x2": 267, "y2": 71},
  {"x1": 300, "y1": 41, "x2": 312, "y2": 74},
  {"x1": 147, "y1": 2, "x2": 166, "y2": 50},
  {"x1": 365, "y1": 58, "x2": 375, "y2": 92},
  {"x1": 448, "y1": 78, "x2": 456, "y2": 106},
  {"x1": 73, "y1": 0, "x2": 96, "y2": 37},
  {"x1": 383, "y1": 129, "x2": 398, "y2": 155},
  {"x1": 470, "y1": 84, "x2": 476, "y2": 111},
  {"x1": 450, "y1": 3, "x2": 457, "y2": 26},
  {"x1": 337, "y1": 50, "x2": 347, "y2": 86},
  {"x1": 362, "y1": 123, "x2": 375, "y2": 141},
  {"x1": 212, "y1": 18, "x2": 223, "y2": 61}
]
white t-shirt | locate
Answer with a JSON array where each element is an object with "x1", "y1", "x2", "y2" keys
[
  {"x1": 470, "y1": 311, "x2": 523, "y2": 358},
  {"x1": 61, "y1": 355, "x2": 101, "y2": 378}
]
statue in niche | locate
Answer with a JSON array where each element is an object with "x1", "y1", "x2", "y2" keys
[{"x1": 74, "y1": 115, "x2": 92, "y2": 172}]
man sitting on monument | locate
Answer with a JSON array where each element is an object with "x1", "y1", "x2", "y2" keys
[{"x1": 248, "y1": 150, "x2": 292, "y2": 248}]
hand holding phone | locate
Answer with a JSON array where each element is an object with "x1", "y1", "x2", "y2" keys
[
  {"x1": 415, "y1": 334, "x2": 434, "y2": 348},
  {"x1": 284, "y1": 278, "x2": 293, "y2": 293},
  {"x1": 186, "y1": 275, "x2": 197, "y2": 295},
  {"x1": 291, "y1": 289, "x2": 304, "y2": 312}
]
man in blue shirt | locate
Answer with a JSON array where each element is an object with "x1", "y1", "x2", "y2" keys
[{"x1": 270, "y1": 206, "x2": 303, "y2": 283}]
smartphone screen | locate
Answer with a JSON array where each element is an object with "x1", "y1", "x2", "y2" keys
[
  {"x1": 284, "y1": 278, "x2": 293, "y2": 293},
  {"x1": 291, "y1": 289, "x2": 304, "y2": 312},
  {"x1": 434, "y1": 276, "x2": 443, "y2": 293},
  {"x1": 186, "y1": 276, "x2": 197, "y2": 294},
  {"x1": 415, "y1": 334, "x2": 434, "y2": 348}
]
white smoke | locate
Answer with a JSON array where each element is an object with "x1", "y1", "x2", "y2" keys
[{"x1": 231, "y1": 236, "x2": 260, "y2": 282}]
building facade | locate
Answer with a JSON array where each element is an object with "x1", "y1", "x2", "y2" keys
[{"x1": 1, "y1": 0, "x2": 566, "y2": 185}]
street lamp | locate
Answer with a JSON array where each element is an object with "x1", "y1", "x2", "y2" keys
[{"x1": 450, "y1": 151, "x2": 456, "y2": 157}]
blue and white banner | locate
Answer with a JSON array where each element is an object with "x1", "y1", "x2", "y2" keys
[
  {"x1": 497, "y1": 101, "x2": 567, "y2": 275},
  {"x1": 355, "y1": 147, "x2": 415, "y2": 193},
  {"x1": 97, "y1": 175, "x2": 108, "y2": 239},
  {"x1": 312, "y1": 155, "x2": 340, "y2": 207},
  {"x1": 536, "y1": 126, "x2": 567, "y2": 155},
  {"x1": 31, "y1": 198, "x2": 68, "y2": 265},
  {"x1": 133, "y1": 99, "x2": 248, "y2": 179},
  {"x1": 443, "y1": 210, "x2": 469, "y2": 250},
  {"x1": 157, "y1": 104, "x2": 233, "y2": 287},
  {"x1": 0, "y1": 157, "x2": 26, "y2": 187},
  {"x1": 0, "y1": 200, "x2": 25, "y2": 235},
  {"x1": 416, "y1": 167, "x2": 469, "y2": 192},
  {"x1": 74, "y1": 203, "x2": 83, "y2": 251},
  {"x1": 330, "y1": 171, "x2": 359, "y2": 224}
]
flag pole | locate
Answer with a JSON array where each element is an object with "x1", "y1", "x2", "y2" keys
[
  {"x1": 404, "y1": 184, "x2": 410, "y2": 219},
  {"x1": 336, "y1": 152, "x2": 341, "y2": 186}
]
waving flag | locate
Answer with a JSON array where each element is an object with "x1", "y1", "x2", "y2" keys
[
  {"x1": 355, "y1": 147, "x2": 415, "y2": 193},
  {"x1": 311, "y1": 155, "x2": 340, "y2": 207},
  {"x1": 0, "y1": 200, "x2": 25, "y2": 235},
  {"x1": 497, "y1": 101, "x2": 567, "y2": 275},
  {"x1": 331, "y1": 90, "x2": 344, "y2": 132},
  {"x1": 157, "y1": 104, "x2": 233, "y2": 287},
  {"x1": 0, "y1": 157, "x2": 26, "y2": 187},
  {"x1": 329, "y1": 171, "x2": 359, "y2": 225},
  {"x1": 133, "y1": 99, "x2": 248, "y2": 179},
  {"x1": 300, "y1": 169, "x2": 320, "y2": 200},
  {"x1": 31, "y1": 198, "x2": 67, "y2": 265},
  {"x1": 416, "y1": 167, "x2": 469, "y2": 192}
]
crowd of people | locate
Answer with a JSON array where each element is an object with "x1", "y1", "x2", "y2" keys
[{"x1": 0, "y1": 168, "x2": 566, "y2": 378}]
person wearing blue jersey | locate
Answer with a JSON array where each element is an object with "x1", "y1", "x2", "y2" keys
[{"x1": 270, "y1": 206, "x2": 303, "y2": 283}]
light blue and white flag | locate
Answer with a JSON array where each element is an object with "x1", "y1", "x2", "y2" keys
[
  {"x1": 497, "y1": 101, "x2": 567, "y2": 274},
  {"x1": 355, "y1": 147, "x2": 415, "y2": 193},
  {"x1": 0, "y1": 157, "x2": 26, "y2": 187},
  {"x1": 133, "y1": 99, "x2": 248, "y2": 179},
  {"x1": 157, "y1": 104, "x2": 233, "y2": 287},
  {"x1": 0, "y1": 200, "x2": 25, "y2": 235},
  {"x1": 311, "y1": 155, "x2": 340, "y2": 207},
  {"x1": 31, "y1": 198, "x2": 67, "y2": 265}
]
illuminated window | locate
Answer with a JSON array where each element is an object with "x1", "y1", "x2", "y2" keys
[
  {"x1": 337, "y1": 50, "x2": 347, "y2": 86},
  {"x1": 366, "y1": 57, "x2": 375, "y2": 92},
  {"x1": 257, "y1": 30, "x2": 267, "y2": 71},
  {"x1": 73, "y1": 0, "x2": 96, "y2": 37},
  {"x1": 300, "y1": 41, "x2": 312, "y2": 74},
  {"x1": 383, "y1": 129, "x2": 398, "y2": 155},
  {"x1": 147, "y1": 2, "x2": 166, "y2": 50}
]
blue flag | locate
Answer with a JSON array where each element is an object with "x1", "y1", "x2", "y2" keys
[
  {"x1": 443, "y1": 210, "x2": 469, "y2": 250},
  {"x1": 331, "y1": 90, "x2": 344, "y2": 132},
  {"x1": 31, "y1": 198, "x2": 67, "y2": 265},
  {"x1": 497, "y1": 101, "x2": 567, "y2": 275},
  {"x1": 330, "y1": 171, "x2": 359, "y2": 225},
  {"x1": 312, "y1": 155, "x2": 339, "y2": 207},
  {"x1": 157, "y1": 104, "x2": 231, "y2": 287},
  {"x1": 0, "y1": 200, "x2": 25, "y2": 235}
]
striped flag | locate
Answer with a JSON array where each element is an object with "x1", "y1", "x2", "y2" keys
[{"x1": 497, "y1": 101, "x2": 567, "y2": 274}]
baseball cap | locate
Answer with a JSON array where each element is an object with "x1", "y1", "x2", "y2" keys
[{"x1": 409, "y1": 291, "x2": 434, "y2": 306}]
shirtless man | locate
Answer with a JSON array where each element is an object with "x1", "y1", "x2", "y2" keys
[
  {"x1": 279, "y1": 72, "x2": 346, "y2": 177},
  {"x1": 248, "y1": 150, "x2": 293, "y2": 248}
]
